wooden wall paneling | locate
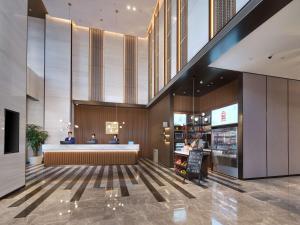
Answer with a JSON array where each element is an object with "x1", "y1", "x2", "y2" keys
[
  {"x1": 124, "y1": 35, "x2": 137, "y2": 104},
  {"x1": 266, "y1": 77, "x2": 288, "y2": 176},
  {"x1": 89, "y1": 28, "x2": 104, "y2": 101},
  {"x1": 148, "y1": 29, "x2": 153, "y2": 101},
  {"x1": 198, "y1": 79, "x2": 239, "y2": 112},
  {"x1": 148, "y1": 94, "x2": 173, "y2": 167},
  {"x1": 74, "y1": 105, "x2": 149, "y2": 158},
  {"x1": 180, "y1": 0, "x2": 188, "y2": 68}
]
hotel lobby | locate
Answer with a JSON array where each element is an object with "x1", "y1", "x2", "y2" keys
[{"x1": 1, "y1": 0, "x2": 300, "y2": 224}]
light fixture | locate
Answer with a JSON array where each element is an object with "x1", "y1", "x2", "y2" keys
[
  {"x1": 200, "y1": 80, "x2": 203, "y2": 84},
  {"x1": 204, "y1": 117, "x2": 208, "y2": 122},
  {"x1": 195, "y1": 117, "x2": 199, "y2": 122},
  {"x1": 74, "y1": 125, "x2": 79, "y2": 128},
  {"x1": 119, "y1": 125, "x2": 122, "y2": 129},
  {"x1": 122, "y1": 121, "x2": 125, "y2": 125},
  {"x1": 201, "y1": 112, "x2": 205, "y2": 117},
  {"x1": 132, "y1": 6, "x2": 136, "y2": 11},
  {"x1": 127, "y1": 5, "x2": 131, "y2": 10}
]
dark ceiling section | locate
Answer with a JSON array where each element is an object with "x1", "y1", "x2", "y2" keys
[
  {"x1": 173, "y1": 68, "x2": 240, "y2": 97},
  {"x1": 147, "y1": 0, "x2": 293, "y2": 107},
  {"x1": 28, "y1": 0, "x2": 47, "y2": 18}
]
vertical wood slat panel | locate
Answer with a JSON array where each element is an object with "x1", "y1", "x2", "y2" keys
[
  {"x1": 165, "y1": 0, "x2": 171, "y2": 84},
  {"x1": 213, "y1": 0, "x2": 236, "y2": 36},
  {"x1": 44, "y1": 152, "x2": 138, "y2": 166},
  {"x1": 153, "y1": 7, "x2": 159, "y2": 95},
  {"x1": 124, "y1": 35, "x2": 137, "y2": 104},
  {"x1": 89, "y1": 28, "x2": 104, "y2": 101},
  {"x1": 74, "y1": 104, "x2": 149, "y2": 158},
  {"x1": 180, "y1": 0, "x2": 188, "y2": 68},
  {"x1": 148, "y1": 29, "x2": 153, "y2": 101}
]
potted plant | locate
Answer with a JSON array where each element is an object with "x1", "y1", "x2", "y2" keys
[{"x1": 26, "y1": 124, "x2": 48, "y2": 165}]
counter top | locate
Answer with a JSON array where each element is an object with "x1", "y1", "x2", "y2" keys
[
  {"x1": 174, "y1": 149, "x2": 211, "y2": 156},
  {"x1": 42, "y1": 144, "x2": 140, "y2": 152}
]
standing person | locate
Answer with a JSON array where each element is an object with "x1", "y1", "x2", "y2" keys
[{"x1": 65, "y1": 131, "x2": 76, "y2": 144}]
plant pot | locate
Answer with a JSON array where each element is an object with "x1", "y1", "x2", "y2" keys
[{"x1": 28, "y1": 155, "x2": 43, "y2": 165}]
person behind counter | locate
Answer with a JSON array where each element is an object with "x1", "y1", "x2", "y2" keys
[
  {"x1": 65, "y1": 131, "x2": 76, "y2": 144},
  {"x1": 86, "y1": 133, "x2": 98, "y2": 144},
  {"x1": 109, "y1": 134, "x2": 119, "y2": 144},
  {"x1": 183, "y1": 138, "x2": 192, "y2": 151}
]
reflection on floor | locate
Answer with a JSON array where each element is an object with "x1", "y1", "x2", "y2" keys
[{"x1": 0, "y1": 158, "x2": 300, "y2": 225}]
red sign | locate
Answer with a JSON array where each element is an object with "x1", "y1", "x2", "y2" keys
[{"x1": 221, "y1": 111, "x2": 226, "y2": 122}]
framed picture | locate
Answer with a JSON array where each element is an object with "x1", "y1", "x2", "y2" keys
[{"x1": 105, "y1": 121, "x2": 119, "y2": 134}]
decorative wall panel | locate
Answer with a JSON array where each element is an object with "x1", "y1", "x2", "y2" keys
[
  {"x1": 103, "y1": 32, "x2": 124, "y2": 103},
  {"x1": 72, "y1": 25, "x2": 89, "y2": 101},
  {"x1": 137, "y1": 37, "x2": 149, "y2": 105},
  {"x1": 89, "y1": 28, "x2": 104, "y2": 101},
  {"x1": 74, "y1": 105, "x2": 149, "y2": 157},
  {"x1": 124, "y1": 35, "x2": 137, "y2": 104}
]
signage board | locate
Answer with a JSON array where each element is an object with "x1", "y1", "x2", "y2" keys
[
  {"x1": 211, "y1": 104, "x2": 238, "y2": 127},
  {"x1": 174, "y1": 113, "x2": 186, "y2": 126}
]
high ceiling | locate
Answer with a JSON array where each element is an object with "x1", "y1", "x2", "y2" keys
[
  {"x1": 42, "y1": 0, "x2": 157, "y2": 37},
  {"x1": 209, "y1": 0, "x2": 300, "y2": 80}
]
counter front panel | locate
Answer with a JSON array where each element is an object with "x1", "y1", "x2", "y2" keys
[{"x1": 42, "y1": 144, "x2": 139, "y2": 166}]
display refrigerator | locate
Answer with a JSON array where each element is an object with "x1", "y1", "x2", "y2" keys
[{"x1": 211, "y1": 104, "x2": 239, "y2": 178}]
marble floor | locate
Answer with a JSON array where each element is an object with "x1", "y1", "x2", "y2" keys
[{"x1": 0, "y1": 158, "x2": 300, "y2": 225}]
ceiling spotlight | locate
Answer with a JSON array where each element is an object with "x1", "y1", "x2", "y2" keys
[
  {"x1": 200, "y1": 80, "x2": 203, "y2": 84},
  {"x1": 127, "y1": 5, "x2": 131, "y2": 10},
  {"x1": 132, "y1": 6, "x2": 136, "y2": 11},
  {"x1": 201, "y1": 112, "x2": 205, "y2": 117}
]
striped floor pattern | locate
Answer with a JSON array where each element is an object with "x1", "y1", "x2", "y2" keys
[{"x1": 2, "y1": 159, "x2": 247, "y2": 219}]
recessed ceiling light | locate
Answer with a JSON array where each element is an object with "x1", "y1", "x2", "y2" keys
[
  {"x1": 132, "y1": 6, "x2": 136, "y2": 11},
  {"x1": 200, "y1": 80, "x2": 203, "y2": 84},
  {"x1": 127, "y1": 5, "x2": 131, "y2": 10}
]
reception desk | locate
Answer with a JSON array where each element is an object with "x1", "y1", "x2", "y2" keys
[{"x1": 42, "y1": 144, "x2": 140, "y2": 166}]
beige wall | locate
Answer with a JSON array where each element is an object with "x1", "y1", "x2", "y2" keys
[
  {"x1": 45, "y1": 15, "x2": 72, "y2": 144},
  {"x1": 72, "y1": 25, "x2": 89, "y2": 101},
  {"x1": 0, "y1": 0, "x2": 27, "y2": 197}
]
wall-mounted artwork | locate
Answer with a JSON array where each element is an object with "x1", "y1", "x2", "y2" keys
[{"x1": 105, "y1": 121, "x2": 119, "y2": 134}]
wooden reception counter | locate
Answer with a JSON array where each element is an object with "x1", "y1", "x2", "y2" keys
[{"x1": 42, "y1": 144, "x2": 140, "y2": 166}]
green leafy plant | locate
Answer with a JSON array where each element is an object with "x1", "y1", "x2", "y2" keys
[{"x1": 26, "y1": 124, "x2": 48, "y2": 157}]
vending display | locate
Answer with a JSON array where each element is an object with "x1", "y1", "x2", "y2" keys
[{"x1": 211, "y1": 126, "x2": 238, "y2": 177}]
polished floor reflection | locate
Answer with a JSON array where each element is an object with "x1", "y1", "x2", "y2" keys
[{"x1": 0, "y1": 159, "x2": 300, "y2": 225}]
